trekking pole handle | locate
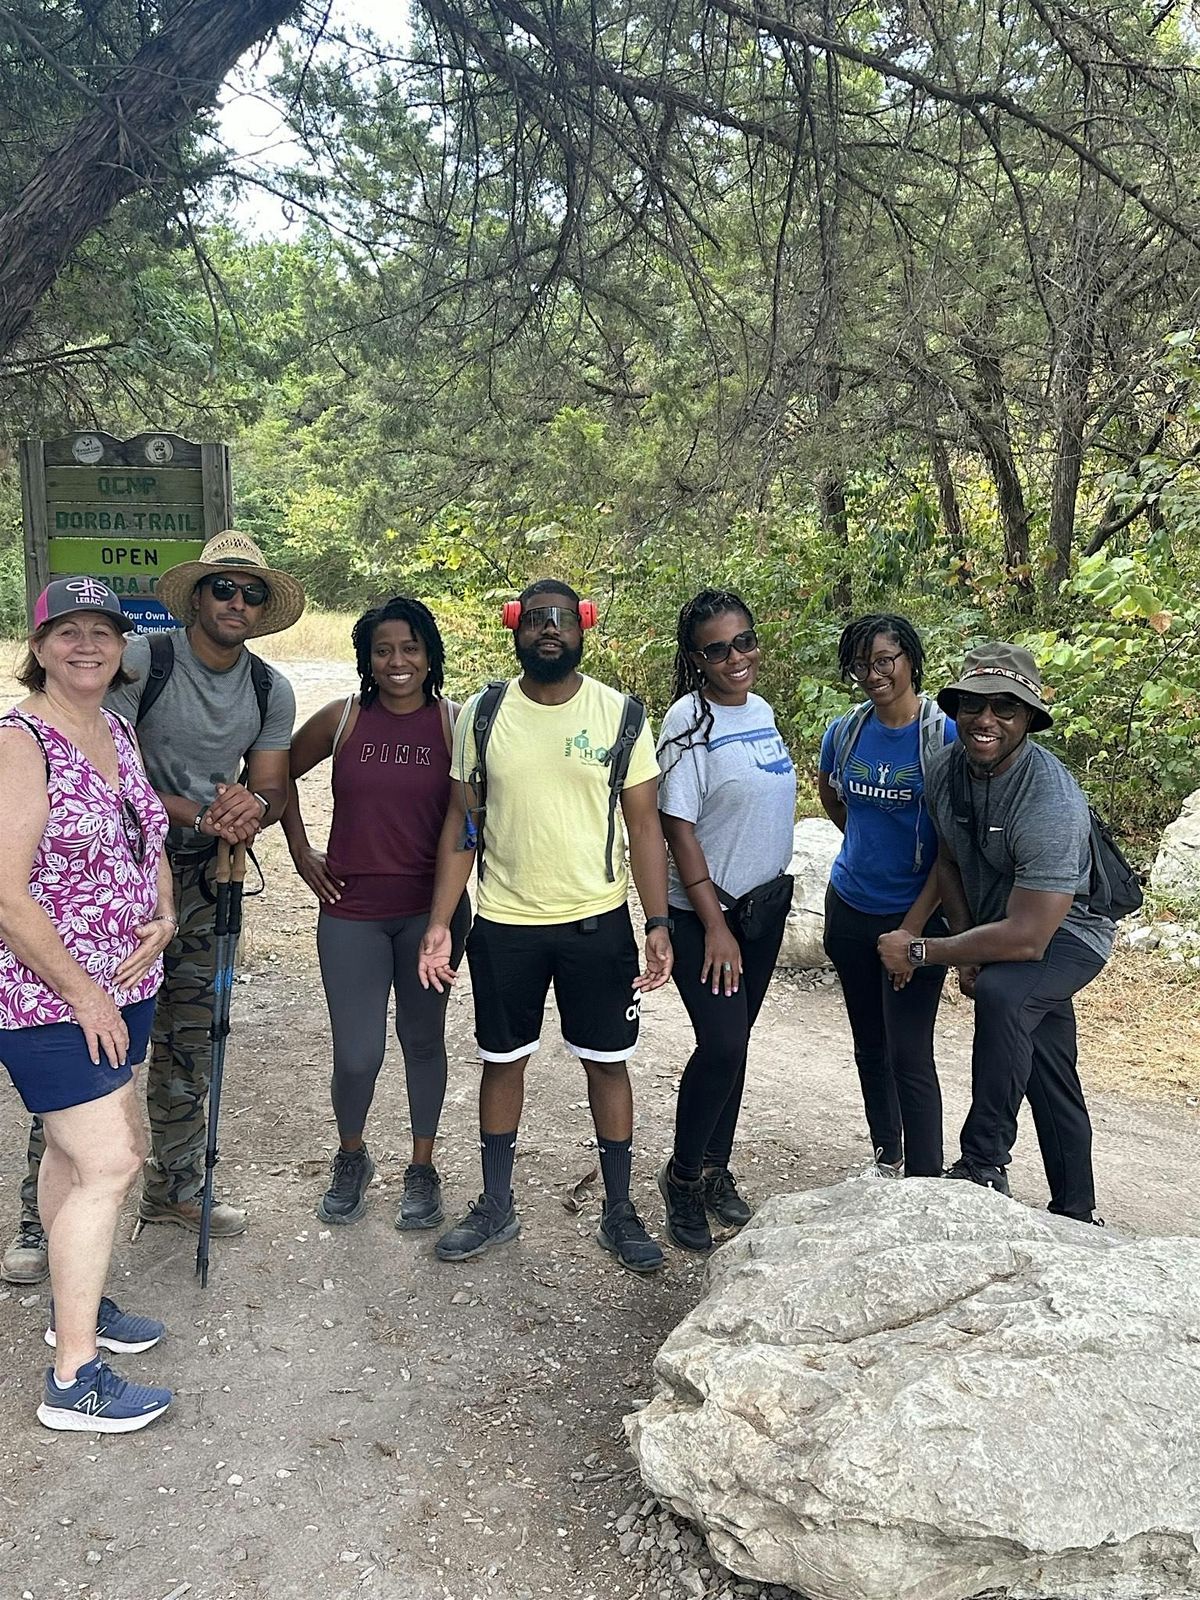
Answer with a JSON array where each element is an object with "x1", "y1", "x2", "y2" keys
[
  {"x1": 216, "y1": 838, "x2": 232, "y2": 884},
  {"x1": 231, "y1": 841, "x2": 248, "y2": 884}
]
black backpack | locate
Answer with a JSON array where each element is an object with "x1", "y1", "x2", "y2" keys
[
  {"x1": 1085, "y1": 808, "x2": 1144, "y2": 921},
  {"x1": 137, "y1": 632, "x2": 273, "y2": 739},
  {"x1": 457, "y1": 680, "x2": 647, "y2": 883}
]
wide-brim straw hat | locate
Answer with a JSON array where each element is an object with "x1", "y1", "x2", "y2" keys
[
  {"x1": 936, "y1": 641, "x2": 1053, "y2": 731},
  {"x1": 156, "y1": 531, "x2": 306, "y2": 639}
]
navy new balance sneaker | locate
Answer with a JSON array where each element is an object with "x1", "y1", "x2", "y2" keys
[
  {"x1": 37, "y1": 1357, "x2": 172, "y2": 1433},
  {"x1": 46, "y1": 1296, "x2": 164, "y2": 1355}
]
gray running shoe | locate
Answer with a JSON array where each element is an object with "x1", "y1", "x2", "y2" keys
[
  {"x1": 396, "y1": 1163, "x2": 444, "y2": 1231},
  {"x1": 435, "y1": 1193, "x2": 519, "y2": 1262},
  {"x1": 316, "y1": 1146, "x2": 374, "y2": 1225},
  {"x1": 2, "y1": 1218, "x2": 49, "y2": 1285},
  {"x1": 597, "y1": 1198, "x2": 665, "y2": 1274},
  {"x1": 860, "y1": 1148, "x2": 905, "y2": 1180}
]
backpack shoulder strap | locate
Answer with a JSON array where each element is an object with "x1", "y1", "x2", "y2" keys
[
  {"x1": 457, "y1": 681, "x2": 510, "y2": 874},
  {"x1": 248, "y1": 653, "x2": 274, "y2": 738},
  {"x1": 136, "y1": 632, "x2": 175, "y2": 725},
  {"x1": 829, "y1": 703, "x2": 872, "y2": 801},
  {"x1": 2, "y1": 710, "x2": 51, "y2": 782},
  {"x1": 603, "y1": 693, "x2": 648, "y2": 883},
  {"x1": 439, "y1": 697, "x2": 459, "y2": 760},
  {"x1": 916, "y1": 694, "x2": 949, "y2": 779},
  {"x1": 331, "y1": 694, "x2": 357, "y2": 760}
]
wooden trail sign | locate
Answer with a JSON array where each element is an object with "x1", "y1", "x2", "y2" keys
[{"x1": 21, "y1": 431, "x2": 232, "y2": 633}]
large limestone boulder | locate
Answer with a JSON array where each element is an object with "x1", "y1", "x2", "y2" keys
[
  {"x1": 627, "y1": 1181, "x2": 1200, "y2": 1600},
  {"x1": 778, "y1": 817, "x2": 841, "y2": 968},
  {"x1": 1151, "y1": 788, "x2": 1200, "y2": 902}
]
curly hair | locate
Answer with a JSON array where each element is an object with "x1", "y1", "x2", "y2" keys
[
  {"x1": 661, "y1": 588, "x2": 754, "y2": 764},
  {"x1": 836, "y1": 613, "x2": 925, "y2": 692},
  {"x1": 352, "y1": 595, "x2": 446, "y2": 706}
]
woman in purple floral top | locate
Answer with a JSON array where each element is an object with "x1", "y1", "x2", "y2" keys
[{"x1": 0, "y1": 579, "x2": 175, "y2": 1432}]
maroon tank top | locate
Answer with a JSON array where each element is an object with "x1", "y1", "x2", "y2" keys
[{"x1": 324, "y1": 698, "x2": 451, "y2": 920}]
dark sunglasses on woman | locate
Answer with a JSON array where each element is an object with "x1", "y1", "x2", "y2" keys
[
  {"x1": 693, "y1": 628, "x2": 759, "y2": 665},
  {"x1": 206, "y1": 576, "x2": 270, "y2": 607}
]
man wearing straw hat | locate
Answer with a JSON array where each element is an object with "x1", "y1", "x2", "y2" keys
[
  {"x1": 3, "y1": 533, "x2": 302, "y2": 1279},
  {"x1": 877, "y1": 644, "x2": 1114, "y2": 1225}
]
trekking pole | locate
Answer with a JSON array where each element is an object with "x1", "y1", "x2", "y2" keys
[{"x1": 197, "y1": 839, "x2": 247, "y2": 1287}]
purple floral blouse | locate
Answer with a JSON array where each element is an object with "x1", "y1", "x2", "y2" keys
[{"x1": 0, "y1": 709, "x2": 168, "y2": 1029}]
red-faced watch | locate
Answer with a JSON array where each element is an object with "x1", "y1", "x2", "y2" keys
[{"x1": 907, "y1": 939, "x2": 927, "y2": 966}]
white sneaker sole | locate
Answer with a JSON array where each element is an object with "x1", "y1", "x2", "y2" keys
[
  {"x1": 36, "y1": 1397, "x2": 171, "y2": 1433},
  {"x1": 44, "y1": 1328, "x2": 162, "y2": 1355}
]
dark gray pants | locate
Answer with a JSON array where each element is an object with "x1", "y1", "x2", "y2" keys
[
  {"x1": 316, "y1": 897, "x2": 470, "y2": 1144},
  {"x1": 961, "y1": 929, "x2": 1105, "y2": 1217}
]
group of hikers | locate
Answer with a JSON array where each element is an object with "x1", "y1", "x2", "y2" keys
[{"x1": 0, "y1": 533, "x2": 1115, "y2": 1434}]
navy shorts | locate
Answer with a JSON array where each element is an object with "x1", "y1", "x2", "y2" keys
[
  {"x1": 0, "y1": 996, "x2": 156, "y2": 1114},
  {"x1": 466, "y1": 906, "x2": 642, "y2": 1063}
]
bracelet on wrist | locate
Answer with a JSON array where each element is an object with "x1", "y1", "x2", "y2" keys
[
  {"x1": 194, "y1": 806, "x2": 208, "y2": 834},
  {"x1": 155, "y1": 913, "x2": 179, "y2": 928},
  {"x1": 683, "y1": 875, "x2": 710, "y2": 890}
]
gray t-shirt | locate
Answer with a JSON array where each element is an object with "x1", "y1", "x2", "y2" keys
[
  {"x1": 925, "y1": 739, "x2": 1115, "y2": 960},
  {"x1": 106, "y1": 629, "x2": 296, "y2": 848},
  {"x1": 656, "y1": 692, "x2": 796, "y2": 912}
]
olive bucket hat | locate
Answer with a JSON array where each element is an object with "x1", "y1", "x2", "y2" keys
[
  {"x1": 936, "y1": 642, "x2": 1053, "y2": 732},
  {"x1": 156, "y1": 531, "x2": 306, "y2": 638}
]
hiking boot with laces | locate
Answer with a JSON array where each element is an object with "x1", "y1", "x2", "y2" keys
[
  {"x1": 46, "y1": 1296, "x2": 164, "y2": 1355},
  {"x1": 702, "y1": 1166, "x2": 753, "y2": 1228},
  {"x1": 316, "y1": 1146, "x2": 375, "y2": 1225},
  {"x1": 945, "y1": 1158, "x2": 1011, "y2": 1196},
  {"x1": 597, "y1": 1199, "x2": 665, "y2": 1274},
  {"x1": 37, "y1": 1355, "x2": 171, "y2": 1434},
  {"x1": 860, "y1": 1148, "x2": 905, "y2": 1180},
  {"x1": 658, "y1": 1161, "x2": 712, "y2": 1252},
  {"x1": 2, "y1": 1218, "x2": 48, "y2": 1285},
  {"x1": 435, "y1": 1193, "x2": 520, "y2": 1262},
  {"x1": 396, "y1": 1163, "x2": 443, "y2": 1231},
  {"x1": 138, "y1": 1195, "x2": 248, "y2": 1235}
]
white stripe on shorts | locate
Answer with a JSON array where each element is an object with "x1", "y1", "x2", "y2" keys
[
  {"x1": 478, "y1": 1039, "x2": 542, "y2": 1064},
  {"x1": 565, "y1": 1041, "x2": 637, "y2": 1063}
]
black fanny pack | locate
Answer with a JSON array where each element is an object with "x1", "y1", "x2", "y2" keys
[{"x1": 712, "y1": 873, "x2": 794, "y2": 940}]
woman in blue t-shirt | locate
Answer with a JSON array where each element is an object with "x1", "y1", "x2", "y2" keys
[{"x1": 817, "y1": 614, "x2": 956, "y2": 1178}]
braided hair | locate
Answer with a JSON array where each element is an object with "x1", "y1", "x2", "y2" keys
[
  {"x1": 661, "y1": 588, "x2": 754, "y2": 765},
  {"x1": 352, "y1": 595, "x2": 446, "y2": 706},
  {"x1": 836, "y1": 613, "x2": 925, "y2": 691}
]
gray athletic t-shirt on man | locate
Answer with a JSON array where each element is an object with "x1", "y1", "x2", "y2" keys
[
  {"x1": 656, "y1": 692, "x2": 796, "y2": 913},
  {"x1": 106, "y1": 628, "x2": 296, "y2": 848},
  {"x1": 924, "y1": 739, "x2": 1115, "y2": 961}
]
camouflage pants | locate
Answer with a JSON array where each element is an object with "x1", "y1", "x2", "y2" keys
[{"x1": 20, "y1": 849, "x2": 221, "y2": 1219}]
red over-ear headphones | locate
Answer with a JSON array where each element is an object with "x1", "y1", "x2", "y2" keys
[{"x1": 502, "y1": 599, "x2": 597, "y2": 629}]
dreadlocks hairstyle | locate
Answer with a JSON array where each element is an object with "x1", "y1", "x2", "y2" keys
[
  {"x1": 352, "y1": 595, "x2": 446, "y2": 707},
  {"x1": 661, "y1": 588, "x2": 755, "y2": 767},
  {"x1": 836, "y1": 613, "x2": 925, "y2": 692}
]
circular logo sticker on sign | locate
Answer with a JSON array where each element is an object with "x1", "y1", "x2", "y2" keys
[
  {"x1": 71, "y1": 434, "x2": 105, "y2": 465},
  {"x1": 143, "y1": 435, "x2": 175, "y2": 465}
]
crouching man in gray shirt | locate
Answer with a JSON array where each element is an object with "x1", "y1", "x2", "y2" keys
[{"x1": 878, "y1": 644, "x2": 1113, "y2": 1223}]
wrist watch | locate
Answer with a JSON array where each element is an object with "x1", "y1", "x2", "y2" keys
[
  {"x1": 907, "y1": 938, "x2": 927, "y2": 966},
  {"x1": 193, "y1": 807, "x2": 207, "y2": 833},
  {"x1": 252, "y1": 791, "x2": 271, "y2": 817},
  {"x1": 645, "y1": 915, "x2": 674, "y2": 935}
]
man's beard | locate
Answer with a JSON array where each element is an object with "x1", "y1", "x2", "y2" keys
[{"x1": 517, "y1": 638, "x2": 583, "y2": 683}]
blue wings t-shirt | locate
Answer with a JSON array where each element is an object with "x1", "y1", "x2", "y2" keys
[{"x1": 819, "y1": 709, "x2": 957, "y2": 916}]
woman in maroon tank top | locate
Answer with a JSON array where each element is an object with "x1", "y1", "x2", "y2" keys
[{"x1": 283, "y1": 597, "x2": 471, "y2": 1233}]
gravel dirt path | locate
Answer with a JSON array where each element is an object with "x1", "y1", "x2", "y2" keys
[{"x1": 1, "y1": 659, "x2": 1196, "y2": 1600}]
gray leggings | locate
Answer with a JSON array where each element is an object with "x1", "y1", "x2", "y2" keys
[{"x1": 316, "y1": 897, "x2": 470, "y2": 1142}]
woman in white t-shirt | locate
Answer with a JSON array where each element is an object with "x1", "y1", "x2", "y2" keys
[{"x1": 655, "y1": 589, "x2": 796, "y2": 1252}]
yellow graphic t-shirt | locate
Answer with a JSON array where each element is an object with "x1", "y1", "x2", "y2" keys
[{"x1": 451, "y1": 676, "x2": 659, "y2": 925}]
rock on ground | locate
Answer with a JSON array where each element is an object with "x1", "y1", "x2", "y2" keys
[
  {"x1": 778, "y1": 818, "x2": 841, "y2": 968},
  {"x1": 1151, "y1": 787, "x2": 1200, "y2": 902},
  {"x1": 627, "y1": 1180, "x2": 1200, "y2": 1600}
]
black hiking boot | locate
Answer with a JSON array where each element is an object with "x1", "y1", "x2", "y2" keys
[
  {"x1": 396, "y1": 1164, "x2": 444, "y2": 1231},
  {"x1": 945, "y1": 1158, "x2": 1011, "y2": 1196},
  {"x1": 702, "y1": 1166, "x2": 752, "y2": 1229},
  {"x1": 657, "y1": 1161, "x2": 713, "y2": 1252},
  {"x1": 316, "y1": 1146, "x2": 374, "y2": 1225},
  {"x1": 434, "y1": 1193, "x2": 520, "y2": 1262},
  {"x1": 596, "y1": 1199, "x2": 665, "y2": 1274}
]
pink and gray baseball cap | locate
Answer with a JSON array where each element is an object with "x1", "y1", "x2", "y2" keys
[{"x1": 33, "y1": 577, "x2": 134, "y2": 633}]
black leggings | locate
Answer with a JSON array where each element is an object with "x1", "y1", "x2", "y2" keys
[
  {"x1": 670, "y1": 902, "x2": 788, "y2": 1176},
  {"x1": 316, "y1": 896, "x2": 470, "y2": 1143},
  {"x1": 823, "y1": 885, "x2": 946, "y2": 1175}
]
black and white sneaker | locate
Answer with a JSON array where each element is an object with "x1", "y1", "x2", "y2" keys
[
  {"x1": 396, "y1": 1164, "x2": 444, "y2": 1231},
  {"x1": 945, "y1": 1158, "x2": 1011, "y2": 1195},
  {"x1": 597, "y1": 1200, "x2": 665, "y2": 1274},
  {"x1": 316, "y1": 1146, "x2": 374, "y2": 1225},
  {"x1": 435, "y1": 1193, "x2": 520, "y2": 1262}
]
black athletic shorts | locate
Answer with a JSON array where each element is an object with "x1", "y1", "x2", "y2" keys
[{"x1": 466, "y1": 906, "x2": 642, "y2": 1063}]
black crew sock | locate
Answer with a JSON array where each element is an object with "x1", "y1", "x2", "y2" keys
[
  {"x1": 480, "y1": 1129, "x2": 517, "y2": 1204},
  {"x1": 671, "y1": 1152, "x2": 703, "y2": 1184},
  {"x1": 598, "y1": 1136, "x2": 633, "y2": 1204}
]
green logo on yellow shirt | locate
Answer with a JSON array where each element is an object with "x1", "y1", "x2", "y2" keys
[{"x1": 566, "y1": 728, "x2": 609, "y2": 764}]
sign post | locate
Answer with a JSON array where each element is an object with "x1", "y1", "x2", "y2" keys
[{"x1": 20, "y1": 431, "x2": 232, "y2": 632}]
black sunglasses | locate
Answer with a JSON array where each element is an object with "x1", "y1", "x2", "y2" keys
[
  {"x1": 955, "y1": 691, "x2": 1027, "y2": 721},
  {"x1": 693, "y1": 627, "x2": 759, "y2": 665},
  {"x1": 207, "y1": 576, "x2": 270, "y2": 607},
  {"x1": 520, "y1": 605, "x2": 581, "y2": 632},
  {"x1": 120, "y1": 796, "x2": 145, "y2": 864}
]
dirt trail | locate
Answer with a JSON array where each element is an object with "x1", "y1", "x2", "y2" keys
[{"x1": 1, "y1": 659, "x2": 1197, "y2": 1600}]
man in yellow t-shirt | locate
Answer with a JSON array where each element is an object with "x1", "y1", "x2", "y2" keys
[{"x1": 418, "y1": 580, "x2": 674, "y2": 1274}]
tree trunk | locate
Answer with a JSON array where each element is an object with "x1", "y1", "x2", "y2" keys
[
  {"x1": 0, "y1": 0, "x2": 302, "y2": 363},
  {"x1": 929, "y1": 431, "x2": 968, "y2": 582},
  {"x1": 959, "y1": 332, "x2": 1033, "y2": 596}
]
